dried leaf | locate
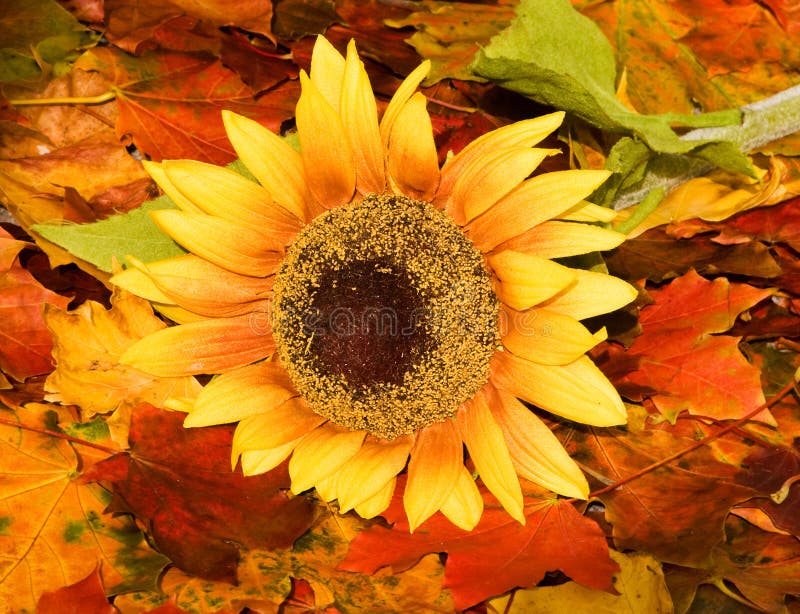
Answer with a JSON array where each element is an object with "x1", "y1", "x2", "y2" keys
[
  {"x1": 85, "y1": 404, "x2": 316, "y2": 584},
  {"x1": 36, "y1": 567, "x2": 116, "y2": 614}
]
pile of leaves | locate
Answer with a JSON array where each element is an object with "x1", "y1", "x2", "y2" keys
[{"x1": 2, "y1": 0, "x2": 800, "y2": 611}]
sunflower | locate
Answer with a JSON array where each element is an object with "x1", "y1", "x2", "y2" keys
[{"x1": 113, "y1": 36, "x2": 636, "y2": 531}]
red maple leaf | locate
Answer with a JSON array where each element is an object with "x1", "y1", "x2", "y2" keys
[
  {"x1": 84, "y1": 403, "x2": 315, "y2": 584},
  {"x1": 340, "y1": 482, "x2": 617, "y2": 610}
]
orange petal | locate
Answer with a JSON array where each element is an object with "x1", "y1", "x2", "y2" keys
[
  {"x1": 354, "y1": 477, "x2": 396, "y2": 519},
  {"x1": 558, "y1": 201, "x2": 617, "y2": 223},
  {"x1": 222, "y1": 110, "x2": 312, "y2": 221},
  {"x1": 403, "y1": 419, "x2": 462, "y2": 532},
  {"x1": 453, "y1": 147, "x2": 552, "y2": 224},
  {"x1": 341, "y1": 40, "x2": 386, "y2": 194},
  {"x1": 185, "y1": 361, "x2": 295, "y2": 427},
  {"x1": 114, "y1": 255, "x2": 272, "y2": 318},
  {"x1": 240, "y1": 437, "x2": 303, "y2": 476},
  {"x1": 309, "y1": 34, "x2": 345, "y2": 111},
  {"x1": 289, "y1": 424, "x2": 366, "y2": 493},
  {"x1": 467, "y1": 169, "x2": 611, "y2": 252},
  {"x1": 498, "y1": 220, "x2": 626, "y2": 259},
  {"x1": 380, "y1": 60, "x2": 431, "y2": 146},
  {"x1": 120, "y1": 314, "x2": 275, "y2": 376},
  {"x1": 439, "y1": 465, "x2": 484, "y2": 531},
  {"x1": 487, "y1": 250, "x2": 575, "y2": 311},
  {"x1": 232, "y1": 396, "x2": 325, "y2": 454},
  {"x1": 493, "y1": 388, "x2": 589, "y2": 499},
  {"x1": 438, "y1": 112, "x2": 564, "y2": 211},
  {"x1": 491, "y1": 351, "x2": 627, "y2": 426},
  {"x1": 161, "y1": 160, "x2": 302, "y2": 241},
  {"x1": 336, "y1": 435, "x2": 414, "y2": 513},
  {"x1": 142, "y1": 160, "x2": 203, "y2": 213},
  {"x1": 387, "y1": 92, "x2": 440, "y2": 201},
  {"x1": 150, "y1": 210, "x2": 283, "y2": 277},
  {"x1": 296, "y1": 71, "x2": 356, "y2": 208},
  {"x1": 540, "y1": 269, "x2": 638, "y2": 320},
  {"x1": 502, "y1": 306, "x2": 606, "y2": 365},
  {"x1": 457, "y1": 391, "x2": 525, "y2": 524}
]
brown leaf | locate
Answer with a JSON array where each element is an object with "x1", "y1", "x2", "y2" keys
[{"x1": 84, "y1": 403, "x2": 316, "y2": 584}]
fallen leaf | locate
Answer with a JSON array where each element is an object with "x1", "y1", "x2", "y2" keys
[
  {"x1": 0, "y1": 228, "x2": 69, "y2": 381},
  {"x1": 487, "y1": 550, "x2": 672, "y2": 614},
  {"x1": 0, "y1": 404, "x2": 169, "y2": 612},
  {"x1": 617, "y1": 270, "x2": 772, "y2": 421},
  {"x1": 36, "y1": 566, "x2": 116, "y2": 614},
  {"x1": 85, "y1": 403, "x2": 316, "y2": 584},
  {"x1": 43, "y1": 286, "x2": 200, "y2": 417},
  {"x1": 341, "y1": 484, "x2": 617, "y2": 610}
]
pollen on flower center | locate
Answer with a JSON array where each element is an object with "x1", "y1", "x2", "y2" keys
[{"x1": 272, "y1": 193, "x2": 499, "y2": 439}]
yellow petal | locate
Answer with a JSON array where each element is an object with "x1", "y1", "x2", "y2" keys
[
  {"x1": 161, "y1": 160, "x2": 302, "y2": 241},
  {"x1": 232, "y1": 397, "x2": 325, "y2": 453},
  {"x1": 310, "y1": 34, "x2": 345, "y2": 111},
  {"x1": 185, "y1": 362, "x2": 295, "y2": 427},
  {"x1": 502, "y1": 307, "x2": 606, "y2": 365},
  {"x1": 142, "y1": 160, "x2": 203, "y2": 213},
  {"x1": 290, "y1": 425, "x2": 366, "y2": 493},
  {"x1": 115, "y1": 255, "x2": 271, "y2": 318},
  {"x1": 467, "y1": 169, "x2": 612, "y2": 251},
  {"x1": 438, "y1": 112, "x2": 565, "y2": 210},
  {"x1": 296, "y1": 71, "x2": 356, "y2": 208},
  {"x1": 152, "y1": 303, "x2": 206, "y2": 324},
  {"x1": 491, "y1": 351, "x2": 627, "y2": 426},
  {"x1": 499, "y1": 221, "x2": 626, "y2": 259},
  {"x1": 454, "y1": 147, "x2": 551, "y2": 223},
  {"x1": 314, "y1": 472, "x2": 338, "y2": 502},
  {"x1": 336, "y1": 435, "x2": 413, "y2": 513},
  {"x1": 150, "y1": 210, "x2": 283, "y2": 277},
  {"x1": 387, "y1": 92, "x2": 440, "y2": 201},
  {"x1": 487, "y1": 250, "x2": 575, "y2": 311},
  {"x1": 541, "y1": 269, "x2": 638, "y2": 320},
  {"x1": 240, "y1": 438, "x2": 302, "y2": 476},
  {"x1": 558, "y1": 201, "x2": 617, "y2": 223},
  {"x1": 341, "y1": 40, "x2": 385, "y2": 194},
  {"x1": 120, "y1": 315, "x2": 275, "y2": 376},
  {"x1": 404, "y1": 419, "x2": 462, "y2": 532},
  {"x1": 457, "y1": 391, "x2": 524, "y2": 524},
  {"x1": 380, "y1": 60, "x2": 431, "y2": 146},
  {"x1": 221, "y1": 110, "x2": 311, "y2": 221},
  {"x1": 354, "y1": 477, "x2": 396, "y2": 519},
  {"x1": 493, "y1": 388, "x2": 589, "y2": 499},
  {"x1": 439, "y1": 465, "x2": 484, "y2": 531}
]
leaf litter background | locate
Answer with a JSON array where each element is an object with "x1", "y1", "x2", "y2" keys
[{"x1": 2, "y1": 0, "x2": 800, "y2": 611}]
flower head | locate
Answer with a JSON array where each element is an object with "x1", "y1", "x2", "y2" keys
[{"x1": 113, "y1": 36, "x2": 637, "y2": 531}]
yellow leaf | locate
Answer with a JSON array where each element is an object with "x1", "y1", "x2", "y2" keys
[
  {"x1": 487, "y1": 550, "x2": 672, "y2": 614},
  {"x1": 44, "y1": 287, "x2": 201, "y2": 417}
]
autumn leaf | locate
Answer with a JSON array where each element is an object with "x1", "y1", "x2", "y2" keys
[
  {"x1": 44, "y1": 287, "x2": 200, "y2": 417},
  {"x1": 0, "y1": 403, "x2": 169, "y2": 612},
  {"x1": 0, "y1": 228, "x2": 69, "y2": 381},
  {"x1": 616, "y1": 270, "x2": 772, "y2": 422},
  {"x1": 75, "y1": 46, "x2": 299, "y2": 164},
  {"x1": 85, "y1": 403, "x2": 316, "y2": 584},
  {"x1": 487, "y1": 550, "x2": 672, "y2": 614},
  {"x1": 341, "y1": 483, "x2": 617, "y2": 610},
  {"x1": 36, "y1": 566, "x2": 116, "y2": 614}
]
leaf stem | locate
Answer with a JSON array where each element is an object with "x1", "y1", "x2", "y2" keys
[
  {"x1": 588, "y1": 378, "x2": 797, "y2": 499},
  {"x1": 7, "y1": 90, "x2": 117, "y2": 107},
  {"x1": 0, "y1": 415, "x2": 119, "y2": 455}
]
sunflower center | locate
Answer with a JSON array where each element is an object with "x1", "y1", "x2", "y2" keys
[{"x1": 272, "y1": 193, "x2": 499, "y2": 438}]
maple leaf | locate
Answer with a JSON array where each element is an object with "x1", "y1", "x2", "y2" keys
[
  {"x1": 568, "y1": 422, "x2": 760, "y2": 567},
  {"x1": 114, "y1": 511, "x2": 453, "y2": 613},
  {"x1": 0, "y1": 404, "x2": 169, "y2": 612},
  {"x1": 44, "y1": 287, "x2": 201, "y2": 417},
  {"x1": 617, "y1": 270, "x2": 772, "y2": 422},
  {"x1": 85, "y1": 404, "x2": 316, "y2": 584},
  {"x1": 36, "y1": 566, "x2": 116, "y2": 614},
  {"x1": 74, "y1": 47, "x2": 299, "y2": 165},
  {"x1": 0, "y1": 228, "x2": 69, "y2": 381},
  {"x1": 341, "y1": 483, "x2": 617, "y2": 610}
]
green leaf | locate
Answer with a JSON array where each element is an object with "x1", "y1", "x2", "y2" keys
[
  {"x1": 32, "y1": 197, "x2": 186, "y2": 273},
  {"x1": 472, "y1": 0, "x2": 752, "y2": 173}
]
